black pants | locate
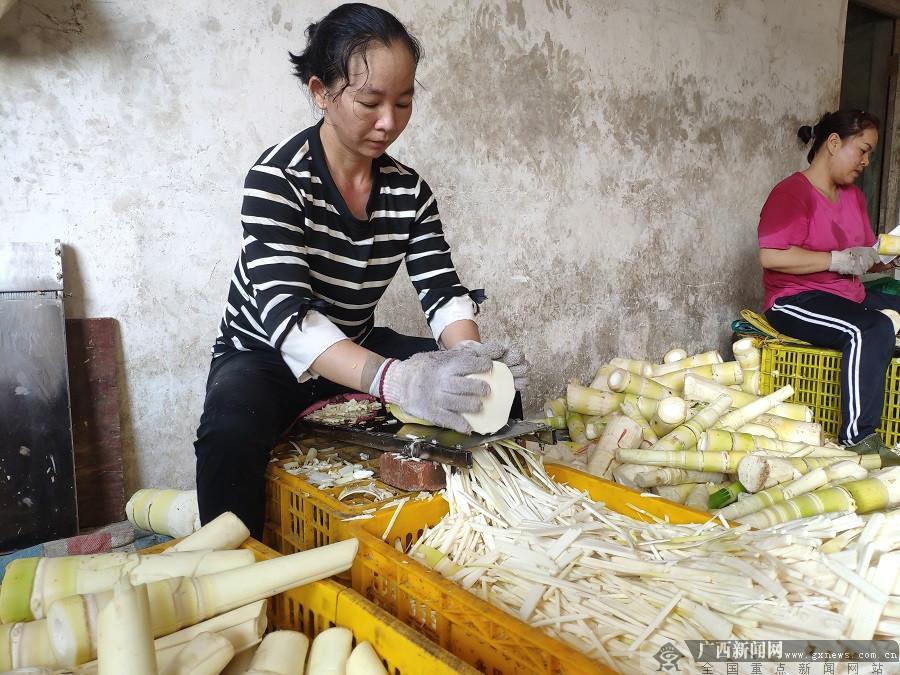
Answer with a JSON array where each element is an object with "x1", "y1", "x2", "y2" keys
[
  {"x1": 194, "y1": 328, "x2": 438, "y2": 538},
  {"x1": 766, "y1": 290, "x2": 900, "y2": 444}
]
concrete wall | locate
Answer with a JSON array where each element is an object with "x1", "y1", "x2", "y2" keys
[{"x1": 0, "y1": 0, "x2": 847, "y2": 492}]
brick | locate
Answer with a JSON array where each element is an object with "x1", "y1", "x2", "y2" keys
[{"x1": 379, "y1": 452, "x2": 446, "y2": 491}]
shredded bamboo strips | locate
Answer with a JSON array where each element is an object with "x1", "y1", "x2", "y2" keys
[{"x1": 405, "y1": 443, "x2": 898, "y2": 674}]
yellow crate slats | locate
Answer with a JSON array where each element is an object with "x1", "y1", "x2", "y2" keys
[
  {"x1": 759, "y1": 339, "x2": 900, "y2": 446},
  {"x1": 264, "y1": 456, "x2": 413, "y2": 555}
]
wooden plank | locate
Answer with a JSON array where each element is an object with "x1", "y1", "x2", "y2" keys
[{"x1": 66, "y1": 318, "x2": 125, "y2": 529}]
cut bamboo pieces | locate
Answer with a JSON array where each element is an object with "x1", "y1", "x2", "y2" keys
[
  {"x1": 588, "y1": 365, "x2": 614, "y2": 391},
  {"x1": 718, "y1": 461, "x2": 868, "y2": 520},
  {"x1": 170, "y1": 512, "x2": 251, "y2": 553},
  {"x1": 305, "y1": 626, "x2": 352, "y2": 675},
  {"x1": 96, "y1": 578, "x2": 157, "y2": 675},
  {"x1": 648, "y1": 397, "x2": 689, "y2": 437},
  {"x1": 698, "y1": 429, "x2": 853, "y2": 457},
  {"x1": 0, "y1": 619, "x2": 55, "y2": 670},
  {"x1": 245, "y1": 629, "x2": 307, "y2": 675},
  {"x1": 607, "y1": 369, "x2": 673, "y2": 399},
  {"x1": 632, "y1": 467, "x2": 725, "y2": 488},
  {"x1": 732, "y1": 338, "x2": 761, "y2": 395},
  {"x1": 608, "y1": 357, "x2": 653, "y2": 377},
  {"x1": 737, "y1": 456, "x2": 800, "y2": 492},
  {"x1": 126, "y1": 489, "x2": 201, "y2": 539},
  {"x1": 616, "y1": 449, "x2": 880, "y2": 474},
  {"x1": 160, "y1": 632, "x2": 233, "y2": 675},
  {"x1": 46, "y1": 540, "x2": 358, "y2": 666},
  {"x1": 662, "y1": 348, "x2": 688, "y2": 363},
  {"x1": 651, "y1": 394, "x2": 732, "y2": 452},
  {"x1": 565, "y1": 384, "x2": 623, "y2": 416},
  {"x1": 683, "y1": 374, "x2": 811, "y2": 421},
  {"x1": 3, "y1": 549, "x2": 255, "y2": 622},
  {"x1": 650, "y1": 350, "x2": 723, "y2": 377},
  {"x1": 734, "y1": 413, "x2": 823, "y2": 445},
  {"x1": 346, "y1": 641, "x2": 388, "y2": 675},
  {"x1": 586, "y1": 415, "x2": 642, "y2": 478},
  {"x1": 619, "y1": 399, "x2": 656, "y2": 447},
  {"x1": 652, "y1": 362, "x2": 742, "y2": 393},
  {"x1": 737, "y1": 467, "x2": 900, "y2": 527},
  {"x1": 714, "y1": 385, "x2": 793, "y2": 432}
]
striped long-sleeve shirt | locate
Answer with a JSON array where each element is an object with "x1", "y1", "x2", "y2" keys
[{"x1": 212, "y1": 120, "x2": 480, "y2": 367}]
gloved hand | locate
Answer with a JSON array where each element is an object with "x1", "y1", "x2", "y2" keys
[
  {"x1": 829, "y1": 246, "x2": 879, "y2": 276},
  {"x1": 452, "y1": 340, "x2": 530, "y2": 391},
  {"x1": 380, "y1": 349, "x2": 493, "y2": 434}
]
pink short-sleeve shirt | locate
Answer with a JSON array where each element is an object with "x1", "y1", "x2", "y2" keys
[{"x1": 758, "y1": 172, "x2": 874, "y2": 310}]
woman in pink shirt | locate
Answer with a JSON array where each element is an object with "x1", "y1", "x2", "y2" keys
[{"x1": 758, "y1": 109, "x2": 899, "y2": 460}]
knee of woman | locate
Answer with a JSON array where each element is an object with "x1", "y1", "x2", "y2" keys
[
  {"x1": 867, "y1": 314, "x2": 898, "y2": 353},
  {"x1": 194, "y1": 418, "x2": 273, "y2": 464}
]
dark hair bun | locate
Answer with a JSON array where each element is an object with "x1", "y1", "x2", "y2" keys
[{"x1": 797, "y1": 125, "x2": 814, "y2": 145}]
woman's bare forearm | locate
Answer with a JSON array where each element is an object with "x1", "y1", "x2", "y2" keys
[
  {"x1": 439, "y1": 319, "x2": 480, "y2": 349},
  {"x1": 309, "y1": 339, "x2": 385, "y2": 392},
  {"x1": 759, "y1": 247, "x2": 832, "y2": 275}
]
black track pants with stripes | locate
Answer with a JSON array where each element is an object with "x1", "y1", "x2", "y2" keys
[{"x1": 766, "y1": 289, "x2": 900, "y2": 444}]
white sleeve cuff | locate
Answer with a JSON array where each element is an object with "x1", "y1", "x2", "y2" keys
[
  {"x1": 280, "y1": 310, "x2": 349, "y2": 382},
  {"x1": 429, "y1": 295, "x2": 477, "y2": 343}
]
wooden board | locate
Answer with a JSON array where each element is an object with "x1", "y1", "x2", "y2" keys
[{"x1": 66, "y1": 318, "x2": 125, "y2": 529}]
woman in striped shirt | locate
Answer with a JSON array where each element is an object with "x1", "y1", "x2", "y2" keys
[{"x1": 194, "y1": 3, "x2": 529, "y2": 537}]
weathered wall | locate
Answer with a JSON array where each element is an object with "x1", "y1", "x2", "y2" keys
[{"x1": 0, "y1": 0, "x2": 847, "y2": 491}]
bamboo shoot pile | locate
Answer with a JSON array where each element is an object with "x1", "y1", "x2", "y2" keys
[
  {"x1": 408, "y1": 442, "x2": 900, "y2": 674},
  {"x1": 547, "y1": 345, "x2": 896, "y2": 523}
]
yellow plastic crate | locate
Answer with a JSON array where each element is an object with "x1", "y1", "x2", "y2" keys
[
  {"x1": 145, "y1": 538, "x2": 477, "y2": 674},
  {"x1": 759, "y1": 339, "x2": 900, "y2": 446},
  {"x1": 264, "y1": 452, "x2": 414, "y2": 556},
  {"x1": 347, "y1": 463, "x2": 709, "y2": 675}
]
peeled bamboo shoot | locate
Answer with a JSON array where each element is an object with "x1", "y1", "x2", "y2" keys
[
  {"x1": 170, "y1": 512, "x2": 251, "y2": 553},
  {"x1": 245, "y1": 630, "x2": 308, "y2": 675},
  {"x1": 346, "y1": 641, "x2": 388, "y2": 675},
  {"x1": 609, "y1": 357, "x2": 653, "y2": 377},
  {"x1": 662, "y1": 348, "x2": 688, "y2": 364},
  {"x1": 737, "y1": 456, "x2": 801, "y2": 492},
  {"x1": 652, "y1": 362, "x2": 742, "y2": 392},
  {"x1": 566, "y1": 384, "x2": 624, "y2": 416},
  {"x1": 305, "y1": 627, "x2": 352, "y2": 675},
  {"x1": 732, "y1": 338, "x2": 761, "y2": 395},
  {"x1": 46, "y1": 539, "x2": 358, "y2": 666},
  {"x1": 718, "y1": 461, "x2": 867, "y2": 520},
  {"x1": 126, "y1": 489, "x2": 200, "y2": 538},
  {"x1": 607, "y1": 369, "x2": 673, "y2": 399},
  {"x1": 96, "y1": 578, "x2": 157, "y2": 675},
  {"x1": 650, "y1": 350, "x2": 723, "y2": 376},
  {"x1": 651, "y1": 394, "x2": 732, "y2": 452},
  {"x1": 715, "y1": 385, "x2": 794, "y2": 431},
  {"x1": 683, "y1": 374, "x2": 811, "y2": 421},
  {"x1": 160, "y1": 632, "x2": 233, "y2": 675}
]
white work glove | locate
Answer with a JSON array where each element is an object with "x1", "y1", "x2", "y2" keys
[
  {"x1": 829, "y1": 247, "x2": 879, "y2": 276},
  {"x1": 452, "y1": 340, "x2": 530, "y2": 391},
  {"x1": 380, "y1": 350, "x2": 493, "y2": 434}
]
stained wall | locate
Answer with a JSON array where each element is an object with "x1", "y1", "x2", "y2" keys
[{"x1": 0, "y1": 0, "x2": 847, "y2": 490}]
